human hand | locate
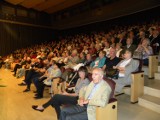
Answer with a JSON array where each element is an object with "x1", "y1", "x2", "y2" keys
[
  {"x1": 117, "y1": 67, "x2": 124, "y2": 71},
  {"x1": 62, "y1": 91, "x2": 69, "y2": 96},
  {"x1": 78, "y1": 98, "x2": 84, "y2": 106},
  {"x1": 153, "y1": 43, "x2": 157, "y2": 46},
  {"x1": 113, "y1": 66, "x2": 117, "y2": 69},
  {"x1": 83, "y1": 100, "x2": 89, "y2": 104}
]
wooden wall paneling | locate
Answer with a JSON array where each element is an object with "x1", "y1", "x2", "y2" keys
[
  {"x1": 5, "y1": 0, "x2": 25, "y2": 5},
  {"x1": 34, "y1": 0, "x2": 66, "y2": 11},
  {"x1": 20, "y1": 0, "x2": 45, "y2": 9},
  {"x1": 45, "y1": 0, "x2": 85, "y2": 14}
]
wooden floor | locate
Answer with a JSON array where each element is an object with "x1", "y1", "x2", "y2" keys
[{"x1": 0, "y1": 68, "x2": 57, "y2": 120}]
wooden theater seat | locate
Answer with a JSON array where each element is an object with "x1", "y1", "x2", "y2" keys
[
  {"x1": 142, "y1": 55, "x2": 158, "y2": 78},
  {"x1": 59, "y1": 72, "x2": 117, "y2": 120},
  {"x1": 130, "y1": 71, "x2": 144, "y2": 103},
  {"x1": 96, "y1": 78, "x2": 117, "y2": 120},
  {"x1": 148, "y1": 55, "x2": 158, "y2": 78},
  {"x1": 96, "y1": 98, "x2": 117, "y2": 120},
  {"x1": 47, "y1": 66, "x2": 66, "y2": 97},
  {"x1": 124, "y1": 58, "x2": 144, "y2": 103},
  {"x1": 63, "y1": 73, "x2": 118, "y2": 120}
]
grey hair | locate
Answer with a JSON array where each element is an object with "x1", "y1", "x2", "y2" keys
[
  {"x1": 92, "y1": 68, "x2": 104, "y2": 77},
  {"x1": 144, "y1": 38, "x2": 150, "y2": 45}
]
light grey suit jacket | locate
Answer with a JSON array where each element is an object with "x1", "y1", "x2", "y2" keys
[
  {"x1": 114, "y1": 58, "x2": 139, "y2": 92},
  {"x1": 79, "y1": 80, "x2": 111, "y2": 120}
]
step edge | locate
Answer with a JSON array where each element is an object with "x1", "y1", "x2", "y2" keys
[{"x1": 139, "y1": 95, "x2": 160, "y2": 105}]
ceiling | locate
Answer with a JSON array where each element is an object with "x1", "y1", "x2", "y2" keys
[{"x1": 5, "y1": 0, "x2": 85, "y2": 14}]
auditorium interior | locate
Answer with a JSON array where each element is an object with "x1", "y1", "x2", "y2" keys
[{"x1": 0, "y1": 0, "x2": 160, "y2": 120}]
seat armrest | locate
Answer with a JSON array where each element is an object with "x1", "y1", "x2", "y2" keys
[
  {"x1": 109, "y1": 98, "x2": 117, "y2": 103},
  {"x1": 96, "y1": 99, "x2": 117, "y2": 120},
  {"x1": 131, "y1": 71, "x2": 144, "y2": 74}
]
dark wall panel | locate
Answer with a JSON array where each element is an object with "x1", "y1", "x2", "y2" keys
[
  {"x1": 52, "y1": 0, "x2": 160, "y2": 29},
  {"x1": 0, "y1": 22, "x2": 55, "y2": 56}
]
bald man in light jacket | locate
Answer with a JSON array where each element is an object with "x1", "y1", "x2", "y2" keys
[{"x1": 59, "y1": 68, "x2": 111, "y2": 120}]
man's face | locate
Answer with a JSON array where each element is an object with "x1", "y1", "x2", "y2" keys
[
  {"x1": 126, "y1": 38, "x2": 132, "y2": 45},
  {"x1": 92, "y1": 69, "x2": 103, "y2": 84},
  {"x1": 109, "y1": 48, "x2": 116, "y2": 58},
  {"x1": 104, "y1": 41, "x2": 110, "y2": 48},
  {"x1": 139, "y1": 31, "x2": 145, "y2": 38},
  {"x1": 124, "y1": 51, "x2": 131, "y2": 59},
  {"x1": 86, "y1": 54, "x2": 91, "y2": 60}
]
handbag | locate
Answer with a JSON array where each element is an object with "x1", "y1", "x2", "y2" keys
[
  {"x1": 106, "y1": 68, "x2": 119, "y2": 79},
  {"x1": 133, "y1": 51, "x2": 142, "y2": 59}
]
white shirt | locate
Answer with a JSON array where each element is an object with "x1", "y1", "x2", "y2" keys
[{"x1": 118, "y1": 58, "x2": 131, "y2": 77}]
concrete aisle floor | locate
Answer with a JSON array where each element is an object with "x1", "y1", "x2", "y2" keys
[
  {"x1": 116, "y1": 94, "x2": 160, "y2": 120},
  {"x1": 0, "y1": 68, "x2": 160, "y2": 120}
]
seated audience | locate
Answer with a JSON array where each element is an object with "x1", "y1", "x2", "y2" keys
[
  {"x1": 103, "y1": 41, "x2": 111, "y2": 57},
  {"x1": 82, "y1": 46, "x2": 89, "y2": 55},
  {"x1": 115, "y1": 43, "x2": 123, "y2": 57},
  {"x1": 117, "y1": 33, "x2": 126, "y2": 47},
  {"x1": 137, "y1": 30, "x2": 146, "y2": 45},
  {"x1": 66, "y1": 49, "x2": 80, "y2": 69},
  {"x1": 12, "y1": 56, "x2": 27, "y2": 76},
  {"x1": 123, "y1": 37, "x2": 137, "y2": 54},
  {"x1": 88, "y1": 42, "x2": 97, "y2": 56},
  {"x1": 78, "y1": 52, "x2": 86, "y2": 63},
  {"x1": 32, "y1": 66, "x2": 90, "y2": 120},
  {"x1": 110, "y1": 37, "x2": 116, "y2": 48},
  {"x1": 113, "y1": 49, "x2": 139, "y2": 93},
  {"x1": 150, "y1": 27, "x2": 160, "y2": 54},
  {"x1": 90, "y1": 50, "x2": 106, "y2": 68},
  {"x1": 4, "y1": 55, "x2": 13, "y2": 69},
  {"x1": 33, "y1": 62, "x2": 62, "y2": 99},
  {"x1": 84, "y1": 53, "x2": 93, "y2": 67},
  {"x1": 103, "y1": 48, "x2": 121, "y2": 78},
  {"x1": 135, "y1": 38, "x2": 153, "y2": 65},
  {"x1": 22, "y1": 58, "x2": 45, "y2": 92},
  {"x1": 15, "y1": 57, "x2": 31, "y2": 78},
  {"x1": 59, "y1": 68, "x2": 111, "y2": 120}
]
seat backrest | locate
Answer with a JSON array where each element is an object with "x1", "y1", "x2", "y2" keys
[
  {"x1": 60, "y1": 66, "x2": 66, "y2": 73},
  {"x1": 104, "y1": 77, "x2": 116, "y2": 99},
  {"x1": 88, "y1": 73, "x2": 93, "y2": 82},
  {"x1": 133, "y1": 58, "x2": 142, "y2": 72}
]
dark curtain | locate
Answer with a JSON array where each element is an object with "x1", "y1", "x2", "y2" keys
[{"x1": 0, "y1": 22, "x2": 55, "y2": 56}]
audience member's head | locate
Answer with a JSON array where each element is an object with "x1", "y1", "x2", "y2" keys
[
  {"x1": 142, "y1": 38, "x2": 150, "y2": 47},
  {"x1": 148, "y1": 27, "x2": 155, "y2": 35},
  {"x1": 109, "y1": 48, "x2": 116, "y2": 58},
  {"x1": 92, "y1": 68, "x2": 104, "y2": 84},
  {"x1": 99, "y1": 50, "x2": 106, "y2": 59},
  {"x1": 139, "y1": 30, "x2": 145, "y2": 39},
  {"x1": 79, "y1": 52, "x2": 86, "y2": 59},
  {"x1": 123, "y1": 49, "x2": 133, "y2": 59},
  {"x1": 78, "y1": 66, "x2": 88, "y2": 78},
  {"x1": 126, "y1": 37, "x2": 133, "y2": 45},
  {"x1": 104, "y1": 41, "x2": 110, "y2": 48},
  {"x1": 115, "y1": 43, "x2": 122, "y2": 50},
  {"x1": 153, "y1": 28, "x2": 159, "y2": 37},
  {"x1": 71, "y1": 49, "x2": 78, "y2": 57},
  {"x1": 43, "y1": 58, "x2": 49, "y2": 65},
  {"x1": 86, "y1": 53, "x2": 92, "y2": 61}
]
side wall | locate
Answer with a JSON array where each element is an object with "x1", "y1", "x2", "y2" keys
[{"x1": 0, "y1": 22, "x2": 55, "y2": 56}]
